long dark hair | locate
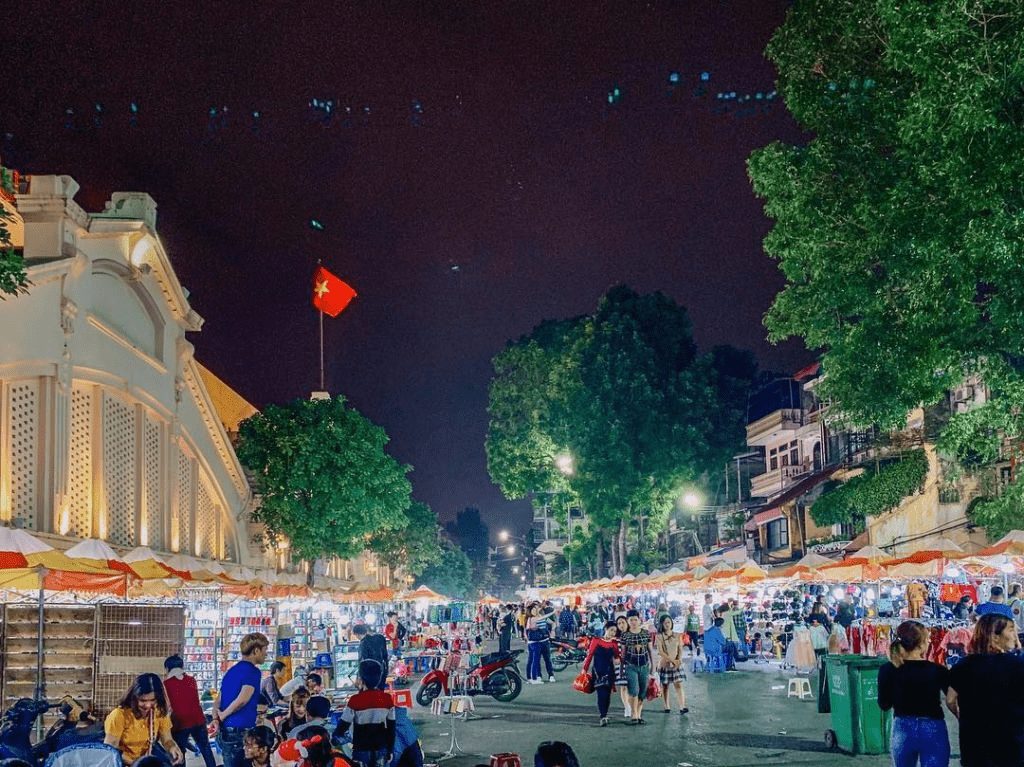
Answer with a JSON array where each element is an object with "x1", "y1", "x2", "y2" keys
[
  {"x1": 119, "y1": 673, "x2": 169, "y2": 718},
  {"x1": 970, "y1": 613, "x2": 1014, "y2": 655}
]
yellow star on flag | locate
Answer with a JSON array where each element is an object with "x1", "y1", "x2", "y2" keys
[{"x1": 314, "y1": 279, "x2": 330, "y2": 298}]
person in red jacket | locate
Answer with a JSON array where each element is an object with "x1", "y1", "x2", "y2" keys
[{"x1": 164, "y1": 655, "x2": 217, "y2": 767}]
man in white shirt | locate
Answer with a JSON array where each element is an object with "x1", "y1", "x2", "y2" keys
[{"x1": 701, "y1": 594, "x2": 716, "y2": 633}]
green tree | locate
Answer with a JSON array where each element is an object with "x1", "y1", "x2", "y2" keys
[
  {"x1": 417, "y1": 541, "x2": 474, "y2": 600},
  {"x1": 236, "y1": 395, "x2": 412, "y2": 585},
  {"x1": 748, "y1": 0, "x2": 1024, "y2": 444},
  {"x1": 0, "y1": 168, "x2": 27, "y2": 297},
  {"x1": 367, "y1": 501, "x2": 444, "y2": 579},
  {"x1": 487, "y1": 286, "x2": 756, "y2": 575}
]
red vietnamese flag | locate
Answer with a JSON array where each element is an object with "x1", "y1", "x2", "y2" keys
[{"x1": 312, "y1": 266, "x2": 357, "y2": 317}]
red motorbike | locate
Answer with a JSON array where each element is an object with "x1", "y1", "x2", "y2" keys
[
  {"x1": 416, "y1": 649, "x2": 524, "y2": 705},
  {"x1": 550, "y1": 634, "x2": 591, "y2": 672}
]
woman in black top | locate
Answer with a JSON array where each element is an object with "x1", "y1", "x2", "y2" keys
[
  {"x1": 948, "y1": 613, "x2": 1024, "y2": 767},
  {"x1": 878, "y1": 620, "x2": 950, "y2": 767}
]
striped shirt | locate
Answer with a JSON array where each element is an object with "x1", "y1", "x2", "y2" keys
[{"x1": 336, "y1": 689, "x2": 396, "y2": 753}]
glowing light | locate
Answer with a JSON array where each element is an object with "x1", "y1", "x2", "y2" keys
[
  {"x1": 58, "y1": 505, "x2": 71, "y2": 536},
  {"x1": 682, "y1": 492, "x2": 703, "y2": 509},
  {"x1": 499, "y1": 530, "x2": 510, "y2": 542},
  {"x1": 945, "y1": 566, "x2": 960, "y2": 578},
  {"x1": 832, "y1": 588, "x2": 844, "y2": 601},
  {"x1": 130, "y1": 237, "x2": 150, "y2": 267},
  {"x1": 507, "y1": 545, "x2": 516, "y2": 555},
  {"x1": 555, "y1": 453, "x2": 574, "y2": 476},
  {"x1": 865, "y1": 588, "x2": 875, "y2": 601}
]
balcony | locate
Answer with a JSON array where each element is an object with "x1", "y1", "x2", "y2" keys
[
  {"x1": 750, "y1": 463, "x2": 811, "y2": 500},
  {"x1": 746, "y1": 409, "x2": 804, "y2": 447}
]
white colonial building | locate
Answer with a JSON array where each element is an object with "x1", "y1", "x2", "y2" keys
[{"x1": 0, "y1": 174, "x2": 254, "y2": 564}]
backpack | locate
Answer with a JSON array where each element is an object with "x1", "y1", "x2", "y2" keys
[{"x1": 396, "y1": 621, "x2": 408, "y2": 640}]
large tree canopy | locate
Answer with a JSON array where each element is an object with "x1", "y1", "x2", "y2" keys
[
  {"x1": 417, "y1": 540, "x2": 474, "y2": 600},
  {"x1": 486, "y1": 285, "x2": 756, "y2": 575},
  {"x1": 367, "y1": 501, "x2": 444, "y2": 578},
  {"x1": 236, "y1": 396, "x2": 412, "y2": 581},
  {"x1": 749, "y1": 1, "x2": 1024, "y2": 441}
]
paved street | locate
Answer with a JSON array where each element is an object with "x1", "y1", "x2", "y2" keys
[{"x1": 409, "y1": 656, "x2": 961, "y2": 767}]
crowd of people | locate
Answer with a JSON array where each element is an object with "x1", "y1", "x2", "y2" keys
[{"x1": 15, "y1": 582, "x2": 1024, "y2": 767}]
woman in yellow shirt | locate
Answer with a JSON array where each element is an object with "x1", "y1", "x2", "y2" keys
[{"x1": 104, "y1": 673, "x2": 184, "y2": 765}]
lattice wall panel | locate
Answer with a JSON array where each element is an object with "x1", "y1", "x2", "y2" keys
[
  {"x1": 94, "y1": 604, "x2": 184, "y2": 715},
  {"x1": 67, "y1": 387, "x2": 94, "y2": 537},
  {"x1": 8, "y1": 381, "x2": 39, "y2": 530},
  {"x1": 143, "y1": 417, "x2": 162, "y2": 549},
  {"x1": 196, "y1": 479, "x2": 216, "y2": 558},
  {"x1": 177, "y1": 452, "x2": 194, "y2": 553},
  {"x1": 102, "y1": 394, "x2": 136, "y2": 547}
]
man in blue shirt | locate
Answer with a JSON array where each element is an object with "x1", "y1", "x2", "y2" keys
[
  {"x1": 976, "y1": 585, "x2": 1015, "y2": 619},
  {"x1": 215, "y1": 632, "x2": 268, "y2": 767}
]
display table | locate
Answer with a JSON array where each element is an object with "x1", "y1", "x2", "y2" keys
[{"x1": 429, "y1": 695, "x2": 476, "y2": 761}]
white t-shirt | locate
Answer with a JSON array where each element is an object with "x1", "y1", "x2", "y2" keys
[{"x1": 702, "y1": 602, "x2": 715, "y2": 631}]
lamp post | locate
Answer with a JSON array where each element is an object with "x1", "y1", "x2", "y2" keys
[
  {"x1": 680, "y1": 492, "x2": 725, "y2": 555},
  {"x1": 498, "y1": 530, "x2": 537, "y2": 585}
]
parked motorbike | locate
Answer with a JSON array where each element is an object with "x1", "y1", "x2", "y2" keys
[
  {"x1": 550, "y1": 634, "x2": 591, "y2": 672},
  {"x1": 0, "y1": 697, "x2": 104, "y2": 765},
  {"x1": 416, "y1": 649, "x2": 523, "y2": 706}
]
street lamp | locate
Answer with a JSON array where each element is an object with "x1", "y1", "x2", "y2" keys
[
  {"x1": 678, "y1": 491, "x2": 723, "y2": 556},
  {"x1": 498, "y1": 530, "x2": 538, "y2": 585}
]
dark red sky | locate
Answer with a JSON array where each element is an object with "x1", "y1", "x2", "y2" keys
[{"x1": 3, "y1": 0, "x2": 811, "y2": 533}]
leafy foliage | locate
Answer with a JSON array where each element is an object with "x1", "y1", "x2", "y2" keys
[
  {"x1": 366, "y1": 501, "x2": 444, "y2": 578},
  {"x1": 486, "y1": 285, "x2": 756, "y2": 573},
  {"x1": 970, "y1": 482, "x2": 1024, "y2": 541},
  {"x1": 236, "y1": 396, "x2": 412, "y2": 576},
  {"x1": 0, "y1": 168, "x2": 27, "y2": 297},
  {"x1": 810, "y1": 449, "x2": 928, "y2": 526},
  {"x1": 417, "y1": 540, "x2": 474, "y2": 600},
  {"x1": 749, "y1": 1, "x2": 1024, "y2": 437}
]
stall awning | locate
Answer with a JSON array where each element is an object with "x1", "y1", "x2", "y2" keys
[{"x1": 745, "y1": 508, "x2": 784, "y2": 532}]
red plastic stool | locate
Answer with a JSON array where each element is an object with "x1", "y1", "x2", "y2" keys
[
  {"x1": 489, "y1": 754, "x2": 522, "y2": 767},
  {"x1": 389, "y1": 688, "x2": 413, "y2": 708}
]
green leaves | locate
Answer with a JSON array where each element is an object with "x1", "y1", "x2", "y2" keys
[
  {"x1": 810, "y1": 449, "x2": 929, "y2": 526},
  {"x1": 236, "y1": 395, "x2": 412, "y2": 569},
  {"x1": 750, "y1": 1, "x2": 1024, "y2": 464},
  {"x1": 366, "y1": 501, "x2": 444, "y2": 578},
  {"x1": 0, "y1": 168, "x2": 27, "y2": 298},
  {"x1": 486, "y1": 285, "x2": 757, "y2": 568},
  {"x1": 417, "y1": 541, "x2": 474, "y2": 600}
]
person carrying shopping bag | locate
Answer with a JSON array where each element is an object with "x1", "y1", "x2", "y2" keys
[{"x1": 582, "y1": 621, "x2": 621, "y2": 726}]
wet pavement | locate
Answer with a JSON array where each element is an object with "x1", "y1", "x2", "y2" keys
[{"x1": 409, "y1": 655, "x2": 962, "y2": 767}]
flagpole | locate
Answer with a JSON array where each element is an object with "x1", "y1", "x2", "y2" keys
[{"x1": 319, "y1": 307, "x2": 325, "y2": 392}]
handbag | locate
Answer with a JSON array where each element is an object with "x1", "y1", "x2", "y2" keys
[
  {"x1": 645, "y1": 675, "x2": 662, "y2": 701},
  {"x1": 572, "y1": 670, "x2": 594, "y2": 694}
]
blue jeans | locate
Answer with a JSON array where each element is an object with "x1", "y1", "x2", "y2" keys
[
  {"x1": 890, "y1": 715, "x2": 950, "y2": 767},
  {"x1": 172, "y1": 724, "x2": 217, "y2": 767},
  {"x1": 527, "y1": 641, "x2": 542, "y2": 679},
  {"x1": 216, "y1": 725, "x2": 248, "y2": 767}
]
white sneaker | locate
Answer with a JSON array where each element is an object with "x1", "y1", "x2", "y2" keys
[
  {"x1": 548, "y1": 676, "x2": 556, "y2": 682},
  {"x1": 528, "y1": 679, "x2": 543, "y2": 685},
  {"x1": 624, "y1": 706, "x2": 632, "y2": 718}
]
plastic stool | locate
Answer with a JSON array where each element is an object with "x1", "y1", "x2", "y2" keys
[
  {"x1": 705, "y1": 653, "x2": 728, "y2": 673},
  {"x1": 390, "y1": 688, "x2": 413, "y2": 708},
  {"x1": 787, "y1": 677, "x2": 813, "y2": 699},
  {"x1": 489, "y1": 754, "x2": 522, "y2": 767}
]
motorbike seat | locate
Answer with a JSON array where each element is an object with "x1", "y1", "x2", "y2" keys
[{"x1": 44, "y1": 743, "x2": 121, "y2": 767}]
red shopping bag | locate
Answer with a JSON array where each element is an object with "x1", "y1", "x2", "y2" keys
[
  {"x1": 645, "y1": 675, "x2": 662, "y2": 701},
  {"x1": 572, "y1": 671, "x2": 594, "y2": 694}
]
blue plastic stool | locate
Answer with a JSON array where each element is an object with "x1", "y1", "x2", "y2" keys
[{"x1": 705, "y1": 653, "x2": 728, "y2": 673}]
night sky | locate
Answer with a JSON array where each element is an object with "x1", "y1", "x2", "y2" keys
[{"x1": 3, "y1": 1, "x2": 812, "y2": 533}]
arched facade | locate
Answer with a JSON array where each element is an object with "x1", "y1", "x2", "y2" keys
[{"x1": 0, "y1": 176, "x2": 253, "y2": 564}]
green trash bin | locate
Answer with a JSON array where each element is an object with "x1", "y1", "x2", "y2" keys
[{"x1": 824, "y1": 655, "x2": 893, "y2": 755}]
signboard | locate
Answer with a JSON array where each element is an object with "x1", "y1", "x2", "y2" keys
[{"x1": 809, "y1": 540, "x2": 851, "y2": 555}]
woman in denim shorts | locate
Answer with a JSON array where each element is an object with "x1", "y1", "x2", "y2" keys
[{"x1": 619, "y1": 610, "x2": 652, "y2": 724}]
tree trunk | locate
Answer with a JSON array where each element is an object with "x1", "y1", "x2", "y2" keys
[
  {"x1": 617, "y1": 517, "x2": 628, "y2": 575},
  {"x1": 595, "y1": 536, "x2": 605, "y2": 579},
  {"x1": 306, "y1": 561, "x2": 316, "y2": 588}
]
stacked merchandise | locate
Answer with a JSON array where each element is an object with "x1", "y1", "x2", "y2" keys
[
  {"x1": 221, "y1": 602, "x2": 276, "y2": 673},
  {"x1": 279, "y1": 606, "x2": 337, "y2": 670},
  {"x1": 183, "y1": 614, "x2": 219, "y2": 697}
]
